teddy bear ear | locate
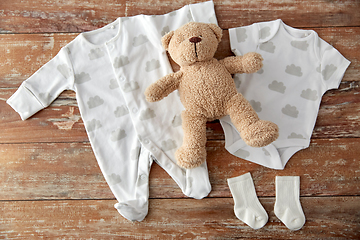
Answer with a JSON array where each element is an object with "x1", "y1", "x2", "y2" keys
[
  {"x1": 161, "y1": 31, "x2": 174, "y2": 51},
  {"x1": 208, "y1": 23, "x2": 223, "y2": 43}
]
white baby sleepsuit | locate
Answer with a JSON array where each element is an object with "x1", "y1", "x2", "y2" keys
[
  {"x1": 7, "y1": 1, "x2": 217, "y2": 221},
  {"x1": 221, "y1": 19, "x2": 350, "y2": 169}
]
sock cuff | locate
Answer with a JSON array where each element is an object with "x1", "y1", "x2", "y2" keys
[
  {"x1": 276, "y1": 176, "x2": 300, "y2": 183},
  {"x1": 227, "y1": 172, "x2": 252, "y2": 185},
  {"x1": 276, "y1": 176, "x2": 301, "y2": 205}
]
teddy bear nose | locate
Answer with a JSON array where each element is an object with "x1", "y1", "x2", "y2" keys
[{"x1": 189, "y1": 37, "x2": 202, "y2": 43}]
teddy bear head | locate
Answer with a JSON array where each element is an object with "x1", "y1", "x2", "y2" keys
[{"x1": 161, "y1": 22, "x2": 223, "y2": 66}]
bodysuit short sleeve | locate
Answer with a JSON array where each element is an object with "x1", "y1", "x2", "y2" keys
[
  {"x1": 7, "y1": 47, "x2": 75, "y2": 120},
  {"x1": 317, "y1": 37, "x2": 351, "y2": 91},
  {"x1": 229, "y1": 23, "x2": 259, "y2": 56}
]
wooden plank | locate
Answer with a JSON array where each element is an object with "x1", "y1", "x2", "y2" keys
[
  {"x1": 1, "y1": 0, "x2": 359, "y2": 239},
  {"x1": 312, "y1": 82, "x2": 360, "y2": 139},
  {"x1": 0, "y1": 91, "x2": 89, "y2": 143},
  {"x1": 1, "y1": 139, "x2": 359, "y2": 200},
  {"x1": 214, "y1": 138, "x2": 360, "y2": 197},
  {"x1": 216, "y1": 0, "x2": 360, "y2": 29},
  {"x1": 1, "y1": 27, "x2": 359, "y2": 87},
  {"x1": 0, "y1": 33, "x2": 78, "y2": 88},
  {"x1": 1, "y1": 79, "x2": 359, "y2": 143},
  {"x1": 1, "y1": 0, "x2": 359, "y2": 34},
  {"x1": 0, "y1": 197, "x2": 359, "y2": 239},
  {"x1": 0, "y1": 0, "x2": 126, "y2": 33},
  {"x1": 0, "y1": 142, "x2": 112, "y2": 201}
]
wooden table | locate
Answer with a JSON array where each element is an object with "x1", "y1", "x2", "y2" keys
[{"x1": 1, "y1": 0, "x2": 359, "y2": 239}]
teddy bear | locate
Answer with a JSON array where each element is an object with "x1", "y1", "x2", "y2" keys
[{"x1": 145, "y1": 22, "x2": 279, "y2": 169}]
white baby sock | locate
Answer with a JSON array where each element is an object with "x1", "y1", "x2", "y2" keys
[
  {"x1": 227, "y1": 172, "x2": 268, "y2": 229},
  {"x1": 274, "y1": 176, "x2": 306, "y2": 230}
]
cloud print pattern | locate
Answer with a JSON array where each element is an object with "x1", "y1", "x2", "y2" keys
[
  {"x1": 6, "y1": 1, "x2": 218, "y2": 222},
  {"x1": 221, "y1": 19, "x2": 350, "y2": 170}
]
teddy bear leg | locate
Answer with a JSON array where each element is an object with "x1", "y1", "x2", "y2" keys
[
  {"x1": 175, "y1": 110, "x2": 207, "y2": 169},
  {"x1": 227, "y1": 93, "x2": 279, "y2": 147}
]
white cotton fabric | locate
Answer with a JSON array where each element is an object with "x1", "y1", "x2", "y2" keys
[
  {"x1": 274, "y1": 176, "x2": 305, "y2": 230},
  {"x1": 221, "y1": 19, "x2": 351, "y2": 169},
  {"x1": 227, "y1": 173, "x2": 268, "y2": 229},
  {"x1": 7, "y1": 1, "x2": 217, "y2": 221}
]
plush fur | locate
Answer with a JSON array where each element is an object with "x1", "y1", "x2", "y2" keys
[{"x1": 145, "y1": 22, "x2": 279, "y2": 169}]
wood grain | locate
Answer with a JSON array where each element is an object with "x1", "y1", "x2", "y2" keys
[
  {"x1": 1, "y1": 80, "x2": 359, "y2": 143},
  {"x1": 1, "y1": 197, "x2": 359, "y2": 239},
  {"x1": 1, "y1": 0, "x2": 359, "y2": 34},
  {"x1": 1, "y1": 138, "x2": 359, "y2": 200},
  {"x1": 0, "y1": 28, "x2": 359, "y2": 143},
  {"x1": 1, "y1": 0, "x2": 359, "y2": 238},
  {"x1": 1, "y1": 27, "x2": 359, "y2": 87},
  {"x1": 0, "y1": 33, "x2": 78, "y2": 87}
]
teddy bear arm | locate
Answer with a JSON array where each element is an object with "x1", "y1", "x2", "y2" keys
[
  {"x1": 220, "y1": 53, "x2": 264, "y2": 74},
  {"x1": 145, "y1": 71, "x2": 183, "y2": 102},
  {"x1": 219, "y1": 56, "x2": 246, "y2": 74}
]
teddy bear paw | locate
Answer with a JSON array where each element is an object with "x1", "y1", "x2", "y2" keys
[
  {"x1": 242, "y1": 52, "x2": 264, "y2": 74},
  {"x1": 241, "y1": 120, "x2": 279, "y2": 147},
  {"x1": 144, "y1": 83, "x2": 163, "y2": 102},
  {"x1": 175, "y1": 146, "x2": 206, "y2": 169}
]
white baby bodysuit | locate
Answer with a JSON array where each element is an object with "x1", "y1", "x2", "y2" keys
[
  {"x1": 221, "y1": 19, "x2": 350, "y2": 170},
  {"x1": 7, "y1": 1, "x2": 217, "y2": 221}
]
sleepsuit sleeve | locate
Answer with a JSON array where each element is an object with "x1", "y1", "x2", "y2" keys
[
  {"x1": 7, "y1": 47, "x2": 75, "y2": 120},
  {"x1": 317, "y1": 37, "x2": 351, "y2": 91}
]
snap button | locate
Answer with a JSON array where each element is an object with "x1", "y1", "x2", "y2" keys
[
  {"x1": 132, "y1": 108, "x2": 138, "y2": 113},
  {"x1": 107, "y1": 43, "x2": 114, "y2": 50},
  {"x1": 143, "y1": 139, "x2": 150, "y2": 144},
  {"x1": 140, "y1": 174, "x2": 147, "y2": 180},
  {"x1": 151, "y1": 146, "x2": 156, "y2": 152},
  {"x1": 119, "y1": 76, "x2": 125, "y2": 81}
]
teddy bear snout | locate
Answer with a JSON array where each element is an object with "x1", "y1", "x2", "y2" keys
[{"x1": 189, "y1": 37, "x2": 202, "y2": 43}]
